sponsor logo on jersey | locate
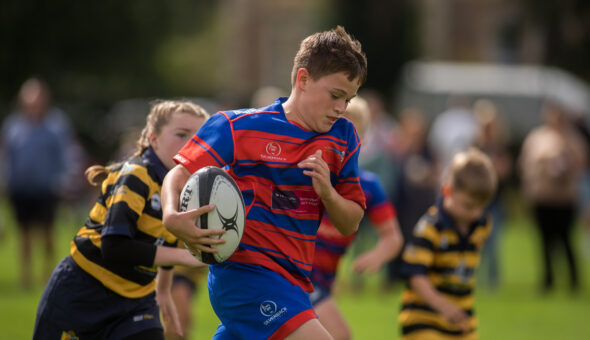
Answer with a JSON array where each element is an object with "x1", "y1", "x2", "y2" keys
[
  {"x1": 271, "y1": 188, "x2": 320, "y2": 215},
  {"x1": 151, "y1": 193, "x2": 161, "y2": 211},
  {"x1": 262, "y1": 141, "x2": 286, "y2": 161},
  {"x1": 272, "y1": 188, "x2": 300, "y2": 210},
  {"x1": 266, "y1": 142, "x2": 281, "y2": 156}
]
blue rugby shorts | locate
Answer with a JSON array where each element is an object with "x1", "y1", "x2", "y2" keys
[{"x1": 208, "y1": 262, "x2": 317, "y2": 340}]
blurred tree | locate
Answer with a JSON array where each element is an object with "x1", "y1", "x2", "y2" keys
[
  {"x1": 521, "y1": 0, "x2": 590, "y2": 82},
  {"x1": 335, "y1": 0, "x2": 419, "y2": 103},
  {"x1": 0, "y1": 0, "x2": 219, "y2": 161},
  {"x1": 0, "y1": 1, "x2": 219, "y2": 105}
]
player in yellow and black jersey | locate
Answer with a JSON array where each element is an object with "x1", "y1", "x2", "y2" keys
[
  {"x1": 398, "y1": 148, "x2": 497, "y2": 340},
  {"x1": 33, "y1": 101, "x2": 224, "y2": 340}
]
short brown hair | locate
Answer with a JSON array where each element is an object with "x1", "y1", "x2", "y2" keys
[
  {"x1": 447, "y1": 148, "x2": 497, "y2": 204},
  {"x1": 291, "y1": 26, "x2": 367, "y2": 86}
]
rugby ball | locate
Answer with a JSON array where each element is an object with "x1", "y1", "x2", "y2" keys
[{"x1": 178, "y1": 166, "x2": 245, "y2": 264}]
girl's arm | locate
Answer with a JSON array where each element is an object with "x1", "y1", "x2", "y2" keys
[
  {"x1": 156, "y1": 268, "x2": 182, "y2": 338},
  {"x1": 353, "y1": 217, "x2": 403, "y2": 274}
]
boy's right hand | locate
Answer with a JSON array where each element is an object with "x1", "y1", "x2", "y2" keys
[
  {"x1": 164, "y1": 204, "x2": 226, "y2": 254},
  {"x1": 439, "y1": 302, "x2": 471, "y2": 333}
]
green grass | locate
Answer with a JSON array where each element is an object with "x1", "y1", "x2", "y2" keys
[{"x1": 1, "y1": 200, "x2": 589, "y2": 339}]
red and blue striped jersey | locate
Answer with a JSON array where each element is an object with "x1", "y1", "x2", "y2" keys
[
  {"x1": 311, "y1": 169, "x2": 396, "y2": 289},
  {"x1": 174, "y1": 97, "x2": 366, "y2": 292}
]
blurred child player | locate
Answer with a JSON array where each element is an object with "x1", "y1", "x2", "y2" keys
[
  {"x1": 33, "y1": 101, "x2": 213, "y2": 340},
  {"x1": 398, "y1": 148, "x2": 497, "y2": 340},
  {"x1": 310, "y1": 97, "x2": 403, "y2": 340},
  {"x1": 161, "y1": 26, "x2": 367, "y2": 339}
]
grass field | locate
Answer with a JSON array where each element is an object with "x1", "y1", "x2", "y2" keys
[{"x1": 0, "y1": 199, "x2": 589, "y2": 339}]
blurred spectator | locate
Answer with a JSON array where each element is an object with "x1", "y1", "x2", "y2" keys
[
  {"x1": 428, "y1": 95, "x2": 478, "y2": 168},
  {"x1": 519, "y1": 100, "x2": 586, "y2": 293},
  {"x1": 385, "y1": 108, "x2": 438, "y2": 289},
  {"x1": 570, "y1": 111, "x2": 590, "y2": 260},
  {"x1": 250, "y1": 85, "x2": 287, "y2": 108},
  {"x1": 357, "y1": 88, "x2": 399, "y2": 191},
  {"x1": 0, "y1": 77, "x2": 74, "y2": 289},
  {"x1": 473, "y1": 99, "x2": 513, "y2": 290},
  {"x1": 347, "y1": 89, "x2": 399, "y2": 291}
]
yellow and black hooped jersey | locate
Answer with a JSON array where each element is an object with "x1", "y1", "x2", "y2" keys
[
  {"x1": 70, "y1": 148, "x2": 178, "y2": 298},
  {"x1": 398, "y1": 200, "x2": 492, "y2": 339}
]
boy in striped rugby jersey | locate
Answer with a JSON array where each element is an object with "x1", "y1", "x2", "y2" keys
[
  {"x1": 398, "y1": 148, "x2": 497, "y2": 340},
  {"x1": 162, "y1": 26, "x2": 367, "y2": 339}
]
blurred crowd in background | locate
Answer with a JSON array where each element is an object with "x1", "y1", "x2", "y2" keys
[{"x1": 1, "y1": 0, "x2": 590, "y2": 295}]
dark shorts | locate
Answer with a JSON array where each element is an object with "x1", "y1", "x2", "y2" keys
[
  {"x1": 33, "y1": 256, "x2": 163, "y2": 340},
  {"x1": 9, "y1": 192, "x2": 58, "y2": 226}
]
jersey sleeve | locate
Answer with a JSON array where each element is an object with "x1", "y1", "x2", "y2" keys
[
  {"x1": 364, "y1": 175, "x2": 397, "y2": 225},
  {"x1": 101, "y1": 164, "x2": 151, "y2": 238},
  {"x1": 334, "y1": 128, "x2": 366, "y2": 209},
  {"x1": 174, "y1": 112, "x2": 235, "y2": 173},
  {"x1": 399, "y1": 217, "x2": 437, "y2": 277}
]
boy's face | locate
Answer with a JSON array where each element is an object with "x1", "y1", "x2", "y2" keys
[
  {"x1": 443, "y1": 187, "x2": 486, "y2": 226},
  {"x1": 297, "y1": 71, "x2": 360, "y2": 133}
]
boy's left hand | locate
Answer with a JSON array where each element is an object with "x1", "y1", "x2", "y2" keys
[{"x1": 298, "y1": 150, "x2": 334, "y2": 201}]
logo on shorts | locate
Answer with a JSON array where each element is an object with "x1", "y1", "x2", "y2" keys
[
  {"x1": 266, "y1": 142, "x2": 281, "y2": 156},
  {"x1": 133, "y1": 313, "x2": 154, "y2": 322},
  {"x1": 260, "y1": 300, "x2": 288, "y2": 326},
  {"x1": 260, "y1": 300, "x2": 277, "y2": 316}
]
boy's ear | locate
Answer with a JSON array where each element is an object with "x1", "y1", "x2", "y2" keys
[
  {"x1": 296, "y1": 68, "x2": 310, "y2": 90},
  {"x1": 442, "y1": 184, "x2": 451, "y2": 197}
]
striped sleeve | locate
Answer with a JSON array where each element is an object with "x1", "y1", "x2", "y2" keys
[
  {"x1": 364, "y1": 174, "x2": 396, "y2": 225},
  {"x1": 399, "y1": 217, "x2": 437, "y2": 277},
  {"x1": 174, "y1": 112, "x2": 234, "y2": 173},
  {"x1": 101, "y1": 164, "x2": 150, "y2": 238}
]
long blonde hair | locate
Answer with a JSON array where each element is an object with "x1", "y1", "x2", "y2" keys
[{"x1": 85, "y1": 100, "x2": 209, "y2": 186}]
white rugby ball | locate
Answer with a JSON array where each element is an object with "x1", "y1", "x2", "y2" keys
[{"x1": 178, "y1": 166, "x2": 245, "y2": 264}]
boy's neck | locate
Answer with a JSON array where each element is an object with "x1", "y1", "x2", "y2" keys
[
  {"x1": 454, "y1": 221, "x2": 471, "y2": 236},
  {"x1": 441, "y1": 200, "x2": 472, "y2": 236},
  {"x1": 282, "y1": 95, "x2": 306, "y2": 129}
]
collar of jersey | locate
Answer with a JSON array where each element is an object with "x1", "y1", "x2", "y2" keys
[
  {"x1": 435, "y1": 196, "x2": 485, "y2": 233},
  {"x1": 142, "y1": 147, "x2": 167, "y2": 183}
]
